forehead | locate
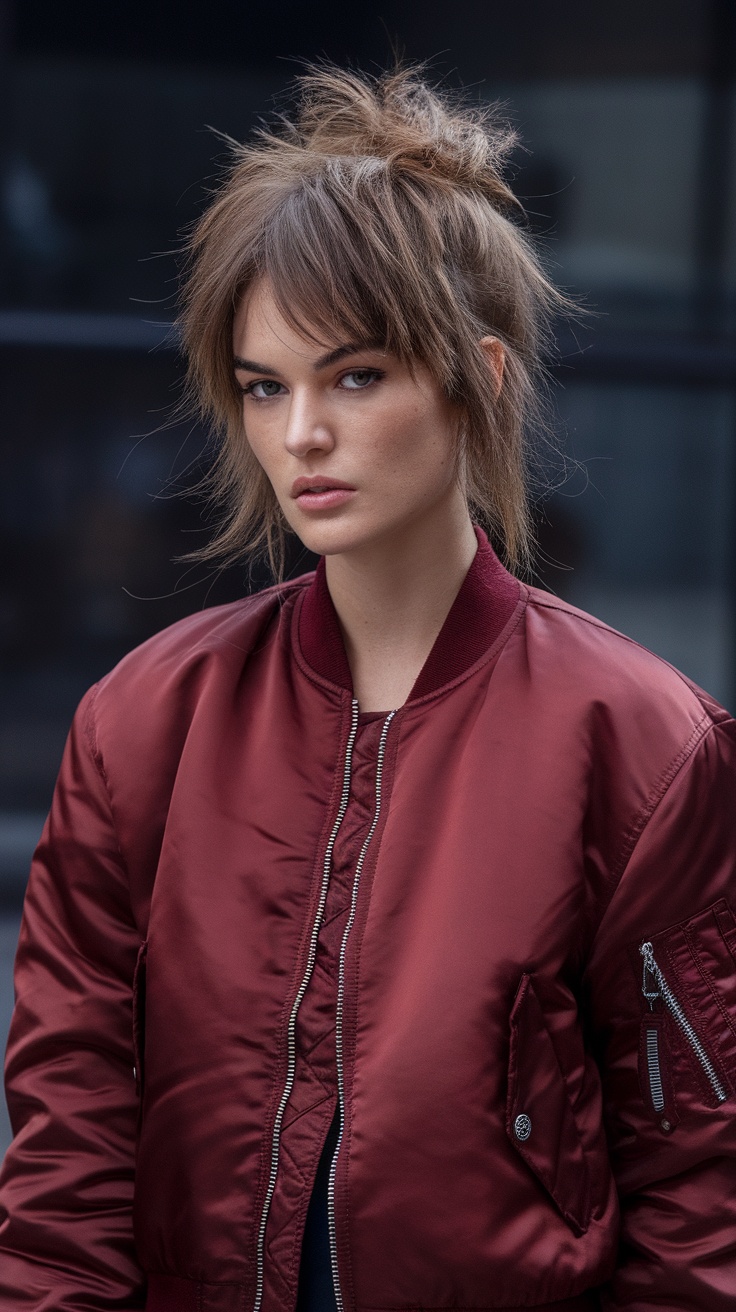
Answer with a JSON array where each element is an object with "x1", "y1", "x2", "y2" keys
[
  {"x1": 232, "y1": 280, "x2": 400, "y2": 378},
  {"x1": 233, "y1": 280, "x2": 350, "y2": 360}
]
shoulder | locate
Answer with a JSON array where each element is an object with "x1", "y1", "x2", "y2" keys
[
  {"x1": 522, "y1": 585, "x2": 728, "y2": 730},
  {"x1": 515, "y1": 587, "x2": 734, "y2": 816},
  {"x1": 102, "y1": 575, "x2": 308, "y2": 684},
  {"x1": 517, "y1": 588, "x2": 736, "y2": 888},
  {"x1": 86, "y1": 574, "x2": 312, "y2": 751}
]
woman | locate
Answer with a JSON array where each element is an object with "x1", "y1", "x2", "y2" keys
[{"x1": 1, "y1": 65, "x2": 735, "y2": 1312}]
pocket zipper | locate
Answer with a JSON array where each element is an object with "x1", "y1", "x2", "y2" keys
[
  {"x1": 644, "y1": 1025, "x2": 666, "y2": 1113},
  {"x1": 640, "y1": 941, "x2": 727, "y2": 1104}
]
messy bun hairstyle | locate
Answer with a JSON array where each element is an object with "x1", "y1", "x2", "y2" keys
[{"x1": 179, "y1": 64, "x2": 567, "y2": 576}]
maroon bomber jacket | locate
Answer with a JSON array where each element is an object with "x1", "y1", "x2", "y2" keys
[{"x1": 1, "y1": 532, "x2": 736, "y2": 1311}]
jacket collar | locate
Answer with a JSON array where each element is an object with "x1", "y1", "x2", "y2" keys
[{"x1": 297, "y1": 526, "x2": 522, "y2": 701}]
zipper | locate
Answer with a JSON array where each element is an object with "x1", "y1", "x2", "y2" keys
[
  {"x1": 644, "y1": 1026, "x2": 665, "y2": 1113},
  {"x1": 252, "y1": 699, "x2": 360, "y2": 1312},
  {"x1": 640, "y1": 940, "x2": 727, "y2": 1104},
  {"x1": 328, "y1": 709, "x2": 396, "y2": 1312}
]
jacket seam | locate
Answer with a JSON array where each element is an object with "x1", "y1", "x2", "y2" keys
[
  {"x1": 83, "y1": 682, "x2": 134, "y2": 883},
  {"x1": 592, "y1": 713, "x2": 715, "y2": 937},
  {"x1": 83, "y1": 682, "x2": 105, "y2": 781},
  {"x1": 682, "y1": 921, "x2": 736, "y2": 1053},
  {"x1": 609, "y1": 713, "x2": 712, "y2": 884}
]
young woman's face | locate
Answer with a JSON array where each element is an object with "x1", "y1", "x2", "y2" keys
[{"x1": 232, "y1": 280, "x2": 466, "y2": 559}]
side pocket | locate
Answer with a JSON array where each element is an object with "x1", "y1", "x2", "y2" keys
[
  {"x1": 132, "y1": 939, "x2": 148, "y2": 1099},
  {"x1": 506, "y1": 973, "x2": 591, "y2": 1237}
]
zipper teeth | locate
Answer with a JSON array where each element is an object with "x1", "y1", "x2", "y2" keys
[
  {"x1": 640, "y1": 941, "x2": 728, "y2": 1104},
  {"x1": 645, "y1": 1028, "x2": 666, "y2": 1112},
  {"x1": 252, "y1": 699, "x2": 360, "y2": 1312},
  {"x1": 328, "y1": 709, "x2": 396, "y2": 1312}
]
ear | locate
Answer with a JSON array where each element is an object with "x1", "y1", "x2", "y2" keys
[{"x1": 479, "y1": 336, "x2": 505, "y2": 399}]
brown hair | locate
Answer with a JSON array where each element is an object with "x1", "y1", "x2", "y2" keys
[{"x1": 179, "y1": 64, "x2": 568, "y2": 577}]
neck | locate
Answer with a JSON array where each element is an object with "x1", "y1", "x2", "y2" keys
[{"x1": 324, "y1": 493, "x2": 478, "y2": 712}]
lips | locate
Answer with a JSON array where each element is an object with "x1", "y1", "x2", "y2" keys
[
  {"x1": 291, "y1": 476, "x2": 356, "y2": 498},
  {"x1": 290, "y1": 477, "x2": 357, "y2": 514}
]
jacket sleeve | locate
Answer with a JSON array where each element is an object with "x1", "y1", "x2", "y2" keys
[
  {"x1": 585, "y1": 712, "x2": 736, "y2": 1310},
  {"x1": 0, "y1": 686, "x2": 146, "y2": 1309}
]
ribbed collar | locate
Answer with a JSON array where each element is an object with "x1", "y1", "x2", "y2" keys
[{"x1": 297, "y1": 526, "x2": 522, "y2": 701}]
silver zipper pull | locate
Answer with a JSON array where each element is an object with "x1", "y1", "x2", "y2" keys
[
  {"x1": 639, "y1": 939, "x2": 727, "y2": 1104},
  {"x1": 644, "y1": 1025, "x2": 666, "y2": 1113},
  {"x1": 640, "y1": 941, "x2": 660, "y2": 1010}
]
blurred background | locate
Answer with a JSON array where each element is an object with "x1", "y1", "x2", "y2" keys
[{"x1": 0, "y1": 0, "x2": 735, "y2": 1152}]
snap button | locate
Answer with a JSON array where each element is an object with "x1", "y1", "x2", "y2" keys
[{"x1": 514, "y1": 1113, "x2": 532, "y2": 1142}]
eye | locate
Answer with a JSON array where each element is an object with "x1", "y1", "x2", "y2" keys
[
  {"x1": 339, "y1": 369, "x2": 383, "y2": 390},
  {"x1": 241, "y1": 379, "x2": 285, "y2": 400}
]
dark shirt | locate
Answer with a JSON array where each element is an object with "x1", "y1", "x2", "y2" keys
[{"x1": 296, "y1": 1112, "x2": 340, "y2": 1312}]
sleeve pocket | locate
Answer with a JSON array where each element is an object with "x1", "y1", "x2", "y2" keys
[
  {"x1": 506, "y1": 973, "x2": 592, "y2": 1237},
  {"x1": 132, "y1": 938, "x2": 148, "y2": 1098},
  {"x1": 652, "y1": 898, "x2": 736, "y2": 1091}
]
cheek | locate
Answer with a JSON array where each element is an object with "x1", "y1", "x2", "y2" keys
[
  {"x1": 243, "y1": 416, "x2": 279, "y2": 477},
  {"x1": 384, "y1": 406, "x2": 456, "y2": 490}
]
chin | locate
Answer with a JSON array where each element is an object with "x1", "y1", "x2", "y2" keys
[{"x1": 289, "y1": 514, "x2": 384, "y2": 560}]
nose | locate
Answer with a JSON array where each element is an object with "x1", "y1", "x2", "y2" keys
[{"x1": 283, "y1": 387, "x2": 335, "y2": 459}]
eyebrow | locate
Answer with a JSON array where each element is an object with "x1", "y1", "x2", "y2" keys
[{"x1": 233, "y1": 341, "x2": 384, "y2": 376}]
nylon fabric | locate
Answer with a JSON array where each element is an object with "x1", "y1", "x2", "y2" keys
[{"x1": 0, "y1": 532, "x2": 735, "y2": 1310}]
